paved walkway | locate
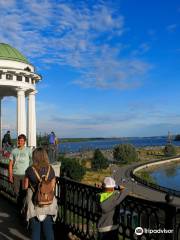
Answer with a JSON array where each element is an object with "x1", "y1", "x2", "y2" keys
[
  {"x1": 0, "y1": 195, "x2": 30, "y2": 240},
  {"x1": 111, "y1": 162, "x2": 180, "y2": 205}
]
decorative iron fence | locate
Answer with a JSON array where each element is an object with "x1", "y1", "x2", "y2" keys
[
  {"x1": 55, "y1": 177, "x2": 100, "y2": 240},
  {"x1": 56, "y1": 177, "x2": 180, "y2": 240},
  {"x1": 0, "y1": 161, "x2": 180, "y2": 240},
  {"x1": 0, "y1": 160, "x2": 16, "y2": 198}
]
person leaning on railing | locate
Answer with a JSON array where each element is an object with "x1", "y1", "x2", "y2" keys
[{"x1": 97, "y1": 177, "x2": 129, "y2": 240}]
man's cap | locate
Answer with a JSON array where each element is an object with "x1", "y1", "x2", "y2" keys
[{"x1": 103, "y1": 177, "x2": 116, "y2": 188}]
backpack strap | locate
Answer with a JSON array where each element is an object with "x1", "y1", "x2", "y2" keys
[
  {"x1": 29, "y1": 181, "x2": 35, "y2": 192},
  {"x1": 31, "y1": 166, "x2": 42, "y2": 182},
  {"x1": 30, "y1": 166, "x2": 50, "y2": 193},
  {"x1": 45, "y1": 165, "x2": 51, "y2": 181},
  {"x1": 32, "y1": 165, "x2": 51, "y2": 182}
]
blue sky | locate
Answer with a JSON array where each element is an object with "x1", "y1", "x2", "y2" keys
[{"x1": 0, "y1": 0, "x2": 180, "y2": 138}]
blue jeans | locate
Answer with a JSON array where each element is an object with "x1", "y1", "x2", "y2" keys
[{"x1": 30, "y1": 215, "x2": 54, "y2": 240}]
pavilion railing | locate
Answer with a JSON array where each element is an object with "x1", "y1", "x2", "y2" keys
[
  {"x1": 0, "y1": 161, "x2": 180, "y2": 240},
  {"x1": 56, "y1": 177, "x2": 180, "y2": 240},
  {"x1": 0, "y1": 158, "x2": 16, "y2": 198}
]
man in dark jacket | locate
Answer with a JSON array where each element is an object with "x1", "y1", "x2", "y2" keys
[{"x1": 97, "y1": 176, "x2": 128, "y2": 240}]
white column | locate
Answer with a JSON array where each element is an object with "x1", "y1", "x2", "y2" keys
[
  {"x1": 2, "y1": 74, "x2": 6, "y2": 80},
  {"x1": 28, "y1": 91, "x2": 36, "y2": 148},
  {"x1": 0, "y1": 97, "x2": 2, "y2": 148},
  {"x1": 17, "y1": 88, "x2": 26, "y2": 136}
]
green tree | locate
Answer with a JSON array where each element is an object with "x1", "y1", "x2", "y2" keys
[
  {"x1": 113, "y1": 144, "x2": 138, "y2": 163},
  {"x1": 91, "y1": 149, "x2": 109, "y2": 171},
  {"x1": 37, "y1": 133, "x2": 49, "y2": 146},
  {"x1": 60, "y1": 156, "x2": 86, "y2": 181},
  {"x1": 164, "y1": 144, "x2": 176, "y2": 157}
]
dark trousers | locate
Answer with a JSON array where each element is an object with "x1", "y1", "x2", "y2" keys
[
  {"x1": 98, "y1": 229, "x2": 119, "y2": 240},
  {"x1": 13, "y1": 175, "x2": 24, "y2": 195},
  {"x1": 14, "y1": 175, "x2": 26, "y2": 214},
  {"x1": 30, "y1": 215, "x2": 54, "y2": 240}
]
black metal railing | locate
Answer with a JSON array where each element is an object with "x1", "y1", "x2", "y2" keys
[
  {"x1": 55, "y1": 177, "x2": 100, "y2": 240},
  {"x1": 0, "y1": 162, "x2": 180, "y2": 240},
  {"x1": 56, "y1": 177, "x2": 180, "y2": 240},
  {"x1": 0, "y1": 161, "x2": 16, "y2": 198}
]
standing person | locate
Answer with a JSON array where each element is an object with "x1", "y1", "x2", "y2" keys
[
  {"x1": 24, "y1": 147, "x2": 58, "y2": 240},
  {"x1": 48, "y1": 131, "x2": 56, "y2": 163},
  {"x1": 97, "y1": 177, "x2": 128, "y2": 240},
  {"x1": 48, "y1": 131, "x2": 56, "y2": 145},
  {"x1": 2, "y1": 130, "x2": 12, "y2": 148},
  {"x1": 9, "y1": 134, "x2": 32, "y2": 195}
]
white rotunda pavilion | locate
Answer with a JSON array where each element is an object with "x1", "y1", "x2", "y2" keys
[{"x1": 0, "y1": 43, "x2": 41, "y2": 147}]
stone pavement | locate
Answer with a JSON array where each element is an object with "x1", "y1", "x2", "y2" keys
[
  {"x1": 0, "y1": 195, "x2": 30, "y2": 240},
  {"x1": 111, "y1": 162, "x2": 180, "y2": 205}
]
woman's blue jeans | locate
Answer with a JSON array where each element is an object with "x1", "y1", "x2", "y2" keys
[{"x1": 30, "y1": 215, "x2": 54, "y2": 240}]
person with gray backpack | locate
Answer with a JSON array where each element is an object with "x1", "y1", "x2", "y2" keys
[{"x1": 24, "y1": 147, "x2": 58, "y2": 240}]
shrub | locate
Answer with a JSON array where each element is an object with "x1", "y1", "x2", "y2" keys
[
  {"x1": 91, "y1": 149, "x2": 109, "y2": 171},
  {"x1": 113, "y1": 144, "x2": 138, "y2": 163},
  {"x1": 136, "y1": 171, "x2": 156, "y2": 184},
  {"x1": 164, "y1": 144, "x2": 176, "y2": 157},
  {"x1": 60, "y1": 156, "x2": 86, "y2": 181},
  {"x1": 37, "y1": 133, "x2": 49, "y2": 146}
]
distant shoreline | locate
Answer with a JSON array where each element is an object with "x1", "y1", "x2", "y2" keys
[
  {"x1": 59, "y1": 136, "x2": 180, "y2": 154},
  {"x1": 60, "y1": 136, "x2": 169, "y2": 143}
]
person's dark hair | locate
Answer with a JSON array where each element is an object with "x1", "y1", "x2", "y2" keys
[
  {"x1": 18, "y1": 134, "x2": 26, "y2": 141},
  {"x1": 32, "y1": 147, "x2": 49, "y2": 170}
]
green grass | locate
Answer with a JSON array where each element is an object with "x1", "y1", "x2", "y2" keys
[{"x1": 135, "y1": 170, "x2": 156, "y2": 184}]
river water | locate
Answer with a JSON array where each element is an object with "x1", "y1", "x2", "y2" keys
[
  {"x1": 59, "y1": 136, "x2": 180, "y2": 153},
  {"x1": 59, "y1": 136, "x2": 180, "y2": 191},
  {"x1": 150, "y1": 163, "x2": 180, "y2": 191}
]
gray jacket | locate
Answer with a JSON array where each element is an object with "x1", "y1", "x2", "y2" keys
[{"x1": 97, "y1": 189, "x2": 128, "y2": 232}]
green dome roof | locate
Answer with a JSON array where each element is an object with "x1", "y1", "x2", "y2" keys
[{"x1": 0, "y1": 43, "x2": 29, "y2": 64}]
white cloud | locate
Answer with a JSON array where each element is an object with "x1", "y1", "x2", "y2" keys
[
  {"x1": 132, "y1": 43, "x2": 150, "y2": 56},
  {"x1": 2, "y1": 94, "x2": 178, "y2": 139},
  {"x1": 166, "y1": 24, "x2": 178, "y2": 32},
  {"x1": 0, "y1": 0, "x2": 15, "y2": 8},
  {"x1": 0, "y1": 0, "x2": 151, "y2": 90},
  {"x1": 34, "y1": 100, "x2": 180, "y2": 137},
  {"x1": 74, "y1": 56, "x2": 150, "y2": 89}
]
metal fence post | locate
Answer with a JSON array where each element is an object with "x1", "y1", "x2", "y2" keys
[{"x1": 165, "y1": 195, "x2": 176, "y2": 240}]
